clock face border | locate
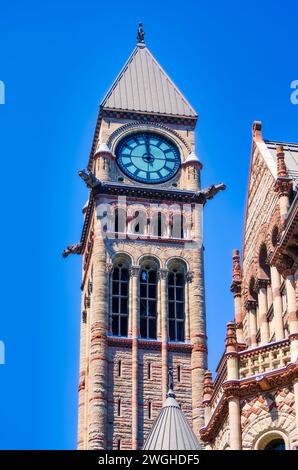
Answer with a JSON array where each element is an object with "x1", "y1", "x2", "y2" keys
[{"x1": 115, "y1": 132, "x2": 181, "y2": 184}]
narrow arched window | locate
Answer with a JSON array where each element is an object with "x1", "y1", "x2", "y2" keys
[
  {"x1": 112, "y1": 263, "x2": 129, "y2": 337},
  {"x1": 177, "y1": 365, "x2": 181, "y2": 382},
  {"x1": 140, "y1": 266, "x2": 157, "y2": 339},
  {"x1": 114, "y1": 207, "x2": 126, "y2": 236},
  {"x1": 148, "y1": 362, "x2": 151, "y2": 380},
  {"x1": 148, "y1": 401, "x2": 152, "y2": 419},
  {"x1": 117, "y1": 398, "x2": 121, "y2": 417},
  {"x1": 118, "y1": 360, "x2": 122, "y2": 377},
  {"x1": 168, "y1": 269, "x2": 185, "y2": 342}
]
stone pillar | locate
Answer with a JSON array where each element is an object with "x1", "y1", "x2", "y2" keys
[
  {"x1": 245, "y1": 300, "x2": 257, "y2": 348},
  {"x1": 230, "y1": 249, "x2": 244, "y2": 344},
  {"x1": 130, "y1": 266, "x2": 140, "y2": 450},
  {"x1": 202, "y1": 370, "x2": 214, "y2": 426},
  {"x1": 184, "y1": 272, "x2": 192, "y2": 341},
  {"x1": 87, "y1": 225, "x2": 108, "y2": 449},
  {"x1": 256, "y1": 279, "x2": 270, "y2": 344},
  {"x1": 159, "y1": 269, "x2": 169, "y2": 404},
  {"x1": 285, "y1": 274, "x2": 298, "y2": 362},
  {"x1": 190, "y1": 232, "x2": 207, "y2": 438},
  {"x1": 77, "y1": 297, "x2": 88, "y2": 449},
  {"x1": 270, "y1": 266, "x2": 284, "y2": 341},
  {"x1": 225, "y1": 322, "x2": 242, "y2": 450},
  {"x1": 274, "y1": 145, "x2": 292, "y2": 226}
]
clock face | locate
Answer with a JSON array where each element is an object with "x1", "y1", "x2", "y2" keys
[{"x1": 115, "y1": 132, "x2": 180, "y2": 183}]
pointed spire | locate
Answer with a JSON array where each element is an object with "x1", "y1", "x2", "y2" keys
[
  {"x1": 143, "y1": 364, "x2": 201, "y2": 450},
  {"x1": 203, "y1": 370, "x2": 214, "y2": 402},
  {"x1": 232, "y1": 249, "x2": 241, "y2": 281},
  {"x1": 276, "y1": 145, "x2": 288, "y2": 178},
  {"x1": 225, "y1": 321, "x2": 238, "y2": 353},
  {"x1": 137, "y1": 22, "x2": 145, "y2": 46}
]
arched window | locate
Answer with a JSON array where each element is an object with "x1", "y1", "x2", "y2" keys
[
  {"x1": 112, "y1": 263, "x2": 129, "y2": 337},
  {"x1": 168, "y1": 268, "x2": 185, "y2": 342},
  {"x1": 152, "y1": 212, "x2": 166, "y2": 237},
  {"x1": 264, "y1": 439, "x2": 285, "y2": 450},
  {"x1": 140, "y1": 265, "x2": 158, "y2": 339},
  {"x1": 114, "y1": 207, "x2": 126, "y2": 236},
  {"x1": 131, "y1": 210, "x2": 147, "y2": 235}
]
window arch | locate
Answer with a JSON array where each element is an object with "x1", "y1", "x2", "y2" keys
[
  {"x1": 168, "y1": 261, "x2": 186, "y2": 342},
  {"x1": 112, "y1": 260, "x2": 130, "y2": 337},
  {"x1": 256, "y1": 431, "x2": 288, "y2": 450},
  {"x1": 140, "y1": 260, "x2": 158, "y2": 339}
]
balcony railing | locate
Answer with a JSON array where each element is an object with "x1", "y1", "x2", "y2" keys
[{"x1": 239, "y1": 339, "x2": 291, "y2": 379}]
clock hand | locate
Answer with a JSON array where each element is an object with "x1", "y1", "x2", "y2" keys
[{"x1": 145, "y1": 136, "x2": 151, "y2": 160}]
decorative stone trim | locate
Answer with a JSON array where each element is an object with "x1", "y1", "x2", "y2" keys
[
  {"x1": 199, "y1": 361, "x2": 298, "y2": 443},
  {"x1": 106, "y1": 121, "x2": 192, "y2": 154},
  {"x1": 107, "y1": 336, "x2": 193, "y2": 352}
]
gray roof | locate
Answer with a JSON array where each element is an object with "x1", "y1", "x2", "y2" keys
[
  {"x1": 265, "y1": 140, "x2": 298, "y2": 182},
  {"x1": 101, "y1": 44, "x2": 197, "y2": 118},
  {"x1": 143, "y1": 389, "x2": 201, "y2": 450}
]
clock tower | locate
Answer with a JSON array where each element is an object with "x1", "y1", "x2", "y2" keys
[{"x1": 64, "y1": 25, "x2": 225, "y2": 450}]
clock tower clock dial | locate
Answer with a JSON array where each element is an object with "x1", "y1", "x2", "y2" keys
[{"x1": 115, "y1": 132, "x2": 180, "y2": 183}]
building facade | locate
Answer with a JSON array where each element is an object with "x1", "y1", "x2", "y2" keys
[
  {"x1": 64, "y1": 26, "x2": 224, "y2": 450},
  {"x1": 200, "y1": 122, "x2": 298, "y2": 450}
]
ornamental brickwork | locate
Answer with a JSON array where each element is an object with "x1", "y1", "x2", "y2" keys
[{"x1": 200, "y1": 122, "x2": 298, "y2": 450}]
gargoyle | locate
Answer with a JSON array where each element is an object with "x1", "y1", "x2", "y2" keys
[
  {"x1": 62, "y1": 242, "x2": 83, "y2": 258},
  {"x1": 202, "y1": 182, "x2": 226, "y2": 200},
  {"x1": 78, "y1": 169, "x2": 101, "y2": 189}
]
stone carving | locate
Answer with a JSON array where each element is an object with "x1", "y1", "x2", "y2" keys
[
  {"x1": 62, "y1": 242, "x2": 82, "y2": 258},
  {"x1": 78, "y1": 169, "x2": 101, "y2": 189}
]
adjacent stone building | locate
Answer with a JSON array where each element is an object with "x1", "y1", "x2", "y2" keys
[
  {"x1": 200, "y1": 122, "x2": 298, "y2": 450},
  {"x1": 64, "y1": 26, "x2": 224, "y2": 450}
]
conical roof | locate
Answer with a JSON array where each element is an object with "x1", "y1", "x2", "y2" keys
[
  {"x1": 143, "y1": 388, "x2": 201, "y2": 450},
  {"x1": 101, "y1": 43, "x2": 197, "y2": 118}
]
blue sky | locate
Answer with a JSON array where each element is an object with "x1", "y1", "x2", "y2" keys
[{"x1": 0, "y1": 0, "x2": 297, "y2": 450}]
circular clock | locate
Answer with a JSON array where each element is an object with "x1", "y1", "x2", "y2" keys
[{"x1": 115, "y1": 132, "x2": 180, "y2": 184}]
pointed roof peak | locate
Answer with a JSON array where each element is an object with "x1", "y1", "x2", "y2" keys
[
  {"x1": 143, "y1": 366, "x2": 201, "y2": 450},
  {"x1": 100, "y1": 37, "x2": 197, "y2": 119}
]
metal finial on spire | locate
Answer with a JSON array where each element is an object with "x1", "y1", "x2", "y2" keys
[
  {"x1": 167, "y1": 366, "x2": 175, "y2": 397},
  {"x1": 137, "y1": 23, "x2": 145, "y2": 44}
]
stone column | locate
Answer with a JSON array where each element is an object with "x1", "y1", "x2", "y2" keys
[
  {"x1": 202, "y1": 370, "x2": 214, "y2": 426},
  {"x1": 159, "y1": 268, "x2": 169, "y2": 404},
  {"x1": 230, "y1": 250, "x2": 244, "y2": 344},
  {"x1": 274, "y1": 146, "x2": 292, "y2": 226},
  {"x1": 77, "y1": 295, "x2": 88, "y2": 449},
  {"x1": 190, "y1": 219, "x2": 207, "y2": 438},
  {"x1": 285, "y1": 274, "x2": 298, "y2": 362},
  {"x1": 245, "y1": 300, "x2": 257, "y2": 348},
  {"x1": 256, "y1": 279, "x2": 270, "y2": 344},
  {"x1": 88, "y1": 226, "x2": 108, "y2": 449},
  {"x1": 270, "y1": 266, "x2": 284, "y2": 341},
  {"x1": 130, "y1": 266, "x2": 140, "y2": 450},
  {"x1": 184, "y1": 272, "x2": 192, "y2": 341},
  {"x1": 225, "y1": 322, "x2": 242, "y2": 450}
]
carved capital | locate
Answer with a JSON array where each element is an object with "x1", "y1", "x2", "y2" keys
[
  {"x1": 130, "y1": 266, "x2": 140, "y2": 277},
  {"x1": 244, "y1": 299, "x2": 257, "y2": 311},
  {"x1": 106, "y1": 262, "x2": 113, "y2": 274},
  {"x1": 255, "y1": 277, "x2": 270, "y2": 290},
  {"x1": 158, "y1": 268, "x2": 169, "y2": 281},
  {"x1": 185, "y1": 271, "x2": 194, "y2": 283}
]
